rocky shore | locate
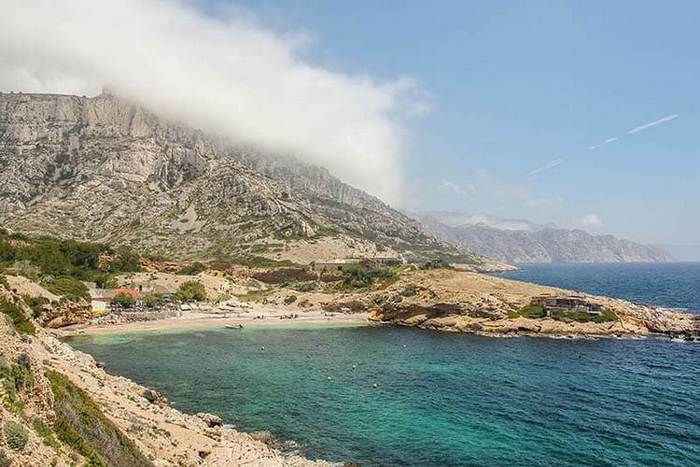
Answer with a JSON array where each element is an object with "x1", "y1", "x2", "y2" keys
[
  {"x1": 0, "y1": 287, "x2": 329, "y2": 466},
  {"x1": 251, "y1": 268, "x2": 699, "y2": 340}
]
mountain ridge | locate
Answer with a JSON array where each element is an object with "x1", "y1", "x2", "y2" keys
[
  {"x1": 0, "y1": 91, "x2": 485, "y2": 266},
  {"x1": 417, "y1": 211, "x2": 673, "y2": 263}
]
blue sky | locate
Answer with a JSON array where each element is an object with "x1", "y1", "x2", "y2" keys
[{"x1": 200, "y1": 1, "x2": 698, "y2": 245}]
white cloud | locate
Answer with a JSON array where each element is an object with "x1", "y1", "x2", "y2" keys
[
  {"x1": 627, "y1": 114, "x2": 678, "y2": 134},
  {"x1": 574, "y1": 214, "x2": 604, "y2": 230},
  {"x1": 440, "y1": 179, "x2": 476, "y2": 197},
  {"x1": 0, "y1": 0, "x2": 424, "y2": 204}
]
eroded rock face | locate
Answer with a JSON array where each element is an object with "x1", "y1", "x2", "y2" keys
[{"x1": 0, "y1": 91, "x2": 471, "y2": 264}]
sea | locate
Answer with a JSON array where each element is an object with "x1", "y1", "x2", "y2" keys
[{"x1": 66, "y1": 263, "x2": 700, "y2": 466}]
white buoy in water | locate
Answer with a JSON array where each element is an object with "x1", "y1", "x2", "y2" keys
[
  {"x1": 352, "y1": 364, "x2": 357, "y2": 370},
  {"x1": 372, "y1": 383, "x2": 379, "y2": 389}
]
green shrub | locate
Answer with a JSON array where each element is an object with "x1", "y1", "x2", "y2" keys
[
  {"x1": 177, "y1": 262, "x2": 206, "y2": 275},
  {"x1": 32, "y1": 418, "x2": 60, "y2": 451},
  {"x1": 551, "y1": 309, "x2": 618, "y2": 323},
  {"x1": 112, "y1": 292, "x2": 135, "y2": 308},
  {"x1": 421, "y1": 258, "x2": 452, "y2": 270},
  {"x1": 143, "y1": 294, "x2": 164, "y2": 308},
  {"x1": 0, "y1": 449, "x2": 11, "y2": 467},
  {"x1": 46, "y1": 370, "x2": 152, "y2": 467},
  {"x1": 401, "y1": 285, "x2": 418, "y2": 297},
  {"x1": 11, "y1": 260, "x2": 40, "y2": 281},
  {"x1": 508, "y1": 304, "x2": 546, "y2": 319},
  {"x1": 173, "y1": 281, "x2": 206, "y2": 302},
  {"x1": 4, "y1": 421, "x2": 28, "y2": 451},
  {"x1": 0, "y1": 298, "x2": 36, "y2": 335},
  {"x1": 93, "y1": 273, "x2": 118, "y2": 289},
  {"x1": 341, "y1": 264, "x2": 396, "y2": 289},
  {"x1": 22, "y1": 295, "x2": 48, "y2": 319},
  {"x1": 283, "y1": 295, "x2": 297, "y2": 305},
  {"x1": 293, "y1": 281, "x2": 317, "y2": 292},
  {"x1": 341, "y1": 264, "x2": 374, "y2": 288},
  {"x1": 44, "y1": 276, "x2": 90, "y2": 301}
]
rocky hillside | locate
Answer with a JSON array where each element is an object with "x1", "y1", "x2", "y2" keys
[
  {"x1": 0, "y1": 91, "x2": 482, "y2": 266},
  {"x1": 0, "y1": 284, "x2": 327, "y2": 466},
  {"x1": 418, "y1": 212, "x2": 673, "y2": 263}
]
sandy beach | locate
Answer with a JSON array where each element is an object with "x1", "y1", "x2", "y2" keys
[{"x1": 58, "y1": 307, "x2": 370, "y2": 336}]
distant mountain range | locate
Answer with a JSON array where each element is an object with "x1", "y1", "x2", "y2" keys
[{"x1": 417, "y1": 212, "x2": 674, "y2": 264}]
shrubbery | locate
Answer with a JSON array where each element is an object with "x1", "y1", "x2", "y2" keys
[
  {"x1": 46, "y1": 370, "x2": 151, "y2": 466},
  {"x1": 32, "y1": 418, "x2": 60, "y2": 452},
  {"x1": 143, "y1": 293, "x2": 164, "y2": 308},
  {"x1": 0, "y1": 449, "x2": 11, "y2": 467},
  {"x1": 44, "y1": 276, "x2": 90, "y2": 302},
  {"x1": 0, "y1": 230, "x2": 141, "y2": 301},
  {"x1": 174, "y1": 281, "x2": 206, "y2": 302},
  {"x1": 508, "y1": 304, "x2": 546, "y2": 319},
  {"x1": 3, "y1": 421, "x2": 28, "y2": 451},
  {"x1": 0, "y1": 298, "x2": 36, "y2": 335},
  {"x1": 112, "y1": 292, "x2": 136, "y2": 308},
  {"x1": 177, "y1": 262, "x2": 206, "y2": 275},
  {"x1": 341, "y1": 264, "x2": 396, "y2": 289}
]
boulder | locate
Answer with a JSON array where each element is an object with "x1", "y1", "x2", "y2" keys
[
  {"x1": 196, "y1": 412, "x2": 223, "y2": 428},
  {"x1": 142, "y1": 388, "x2": 169, "y2": 407}
]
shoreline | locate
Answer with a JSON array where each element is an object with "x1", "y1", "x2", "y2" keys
[{"x1": 57, "y1": 308, "x2": 370, "y2": 336}]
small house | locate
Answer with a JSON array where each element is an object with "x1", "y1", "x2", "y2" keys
[{"x1": 531, "y1": 295, "x2": 603, "y2": 317}]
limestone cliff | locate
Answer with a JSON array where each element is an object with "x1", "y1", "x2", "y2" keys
[{"x1": 0, "y1": 91, "x2": 481, "y2": 265}]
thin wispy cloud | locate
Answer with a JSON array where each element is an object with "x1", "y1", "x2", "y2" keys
[
  {"x1": 528, "y1": 113, "x2": 678, "y2": 176},
  {"x1": 526, "y1": 158, "x2": 564, "y2": 178},
  {"x1": 588, "y1": 136, "x2": 618, "y2": 150},
  {"x1": 627, "y1": 114, "x2": 679, "y2": 134},
  {"x1": 440, "y1": 179, "x2": 475, "y2": 197}
]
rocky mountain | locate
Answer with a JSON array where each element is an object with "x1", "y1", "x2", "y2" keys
[
  {"x1": 417, "y1": 212, "x2": 674, "y2": 263},
  {"x1": 0, "y1": 91, "x2": 484, "y2": 265}
]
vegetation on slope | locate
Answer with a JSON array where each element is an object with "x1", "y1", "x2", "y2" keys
[
  {"x1": 0, "y1": 298, "x2": 36, "y2": 335},
  {"x1": 46, "y1": 370, "x2": 153, "y2": 467},
  {"x1": 0, "y1": 227, "x2": 140, "y2": 294}
]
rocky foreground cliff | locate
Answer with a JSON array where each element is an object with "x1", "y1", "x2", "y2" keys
[
  {"x1": 0, "y1": 91, "x2": 484, "y2": 267},
  {"x1": 417, "y1": 212, "x2": 673, "y2": 264},
  {"x1": 0, "y1": 285, "x2": 327, "y2": 466}
]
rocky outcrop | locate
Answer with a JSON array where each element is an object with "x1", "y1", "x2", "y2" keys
[
  {"x1": 0, "y1": 91, "x2": 479, "y2": 266},
  {"x1": 417, "y1": 212, "x2": 673, "y2": 263},
  {"x1": 324, "y1": 269, "x2": 698, "y2": 339}
]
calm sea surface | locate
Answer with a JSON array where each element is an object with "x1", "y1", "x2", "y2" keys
[
  {"x1": 496, "y1": 262, "x2": 700, "y2": 313},
  {"x1": 67, "y1": 264, "x2": 700, "y2": 466}
]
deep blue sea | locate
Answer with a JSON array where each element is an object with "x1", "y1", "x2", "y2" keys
[
  {"x1": 67, "y1": 263, "x2": 700, "y2": 466},
  {"x1": 496, "y1": 262, "x2": 700, "y2": 313}
]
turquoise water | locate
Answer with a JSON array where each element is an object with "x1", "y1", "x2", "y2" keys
[
  {"x1": 67, "y1": 324, "x2": 700, "y2": 466},
  {"x1": 496, "y1": 262, "x2": 700, "y2": 313}
]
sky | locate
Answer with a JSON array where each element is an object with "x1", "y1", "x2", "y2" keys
[
  {"x1": 1, "y1": 1, "x2": 698, "y2": 246},
  {"x1": 200, "y1": 0, "x2": 698, "y2": 246}
]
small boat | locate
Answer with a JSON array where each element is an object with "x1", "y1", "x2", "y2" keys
[{"x1": 225, "y1": 324, "x2": 244, "y2": 330}]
